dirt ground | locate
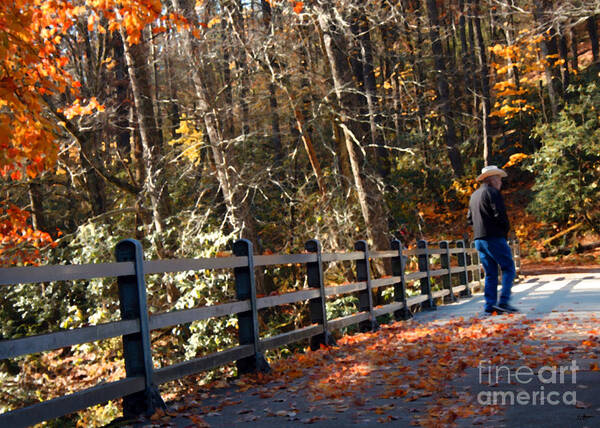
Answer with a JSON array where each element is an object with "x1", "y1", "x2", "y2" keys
[{"x1": 521, "y1": 252, "x2": 600, "y2": 276}]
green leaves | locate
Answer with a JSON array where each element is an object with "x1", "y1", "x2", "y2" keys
[{"x1": 528, "y1": 83, "x2": 600, "y2": 232}]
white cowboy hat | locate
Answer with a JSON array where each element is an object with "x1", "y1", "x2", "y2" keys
[{"x1": 476, "y1": 165, "x2": 507, "y2": 181}]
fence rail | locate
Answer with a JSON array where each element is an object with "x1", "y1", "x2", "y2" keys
[{"x1": 0, "y1": 237, "x2": 521, "y2": 427}]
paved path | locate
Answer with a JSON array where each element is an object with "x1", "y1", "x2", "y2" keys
[
  {"x1": 420, "y1": 273, "x2": 600, "y2": 427},
  {"x1": 124, "y1": 273, "x2": 600, "y2": 427},
  {"x1": 418, "y1": 272, "x2": 600, "y2": 322}
]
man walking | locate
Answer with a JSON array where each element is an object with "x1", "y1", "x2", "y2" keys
[{"x1": 467, "y1": 165, "x2": 518, "y2": 314}]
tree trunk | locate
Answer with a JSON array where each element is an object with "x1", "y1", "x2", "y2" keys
[
  {"x1": 467, "y1": 5, "x2": 480, "y2": 118},
  {"x1": 333, "y1": 120, "x2": 352, "y2": 181},
  {"x1": 236, "y1": 1, "x2": 250, "y2": 136},
  {"x1": 534, "y1": 1, "x2": 562, "y2": 118},
  {"x1": 172, "y1": 0, "x2": 261, "y2": 255},
  {"x1": 291, "y1": 102, "x2": 326, "y2": 195},
  {"x1": 570, "y1": 27, "x2": 579, "y2": 72},
  {"x1": 149, "y1": 23, "x2": 163, "y2": 134},
  {"x1": 221, "y1": 18, "x2": 235, "y2": 139},
  {"x1": 164, "y1": 41, "x2": 180, "y2": 140},
  {"x1": 316, "y1": 3, "x2": 391, "y2": 261},
  {"x1": 351, "y1": 12, "x2": 388, "y2": 179},
  {"x1": 459, "y1": 0, "x2": 474, "y2": 96},
  {"x1": 558, "y1": 28, "x2": 570, "y2": 89},
  {"x1": 120, "y1": 28, "x2": 170, "y2": 234},
  {"x1": 260, "y1": 1, "x2": 283, "y2": 165},
  {"x1": 501, "y1": 1, "x2": 520, "y2": 89},
  {"x1": 587, "y1": 15, "x2": 600, "y2": 72},
  {"x1": 400, "y1": 0, "x2": 426, "y2": 147},
  {"x1": 111, "y1": 32, "x2": 132, "y2": 156},
  {"x1": 28, "y1": 182, "x2": 47, "y2": 232},
  {"x1": 79, "y1": 134, "x2": 108, "y2": 216},
  {"x1": 425, "y1": 0, "x2": 464, "y2": 176},
  {"x1": 473, "y1": 0, "x2": 492, "y2": 165},
  {"x1": 380, "y1": 21, "x2": 402, "y2": 147}
]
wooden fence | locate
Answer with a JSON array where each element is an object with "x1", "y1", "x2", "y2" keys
[{"x1": 0, "y1": 237, "x2": 521, "y2": 427}]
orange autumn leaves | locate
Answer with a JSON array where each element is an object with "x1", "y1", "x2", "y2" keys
[
  {"x1": 1, "y1": 1, "x2": 76, "y2": 264},
  {"x1": 218, "y1": 313, "x2": 598, "y2": 426},
  {"x1": 0, "y1": 1, "x2": 170, "y2": 180},
  {"x1": 0, "y1": 1, "x2": 174, "y2": 265},
  {"x1": 0, "y1": 205, "x2": 54, "y2": 265},
  {"x1": 264, "y1": 0, "x2": 304, "y2": 14},
  {"x1": 0, "y1": 0, "x2": 73, "y2": 179}
]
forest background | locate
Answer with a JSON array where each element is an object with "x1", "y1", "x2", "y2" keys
[{"x1": 1, "y1": 0, "x2": 600, "y2": 425}]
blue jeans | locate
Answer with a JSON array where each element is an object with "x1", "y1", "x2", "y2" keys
[{"x1": 474, "y1": 237, "x2": 516, "y2": 310}]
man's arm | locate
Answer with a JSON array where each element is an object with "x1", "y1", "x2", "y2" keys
[{"x1": 489, "y1": 189, "x2": 510, "y2": 235}]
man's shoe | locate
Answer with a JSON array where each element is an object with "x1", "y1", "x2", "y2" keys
[
  {"x1": 498, "y1": 303, "x2": 519, "y2": 313},
  {"x1": 484, "y1": 305, "x2": 506, "y2": 314}
]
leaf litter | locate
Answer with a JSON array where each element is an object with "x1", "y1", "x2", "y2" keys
[{"x1": 141, "y1": 311, "x2": 600, "y2": 427}]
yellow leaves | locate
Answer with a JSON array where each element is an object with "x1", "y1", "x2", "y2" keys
[
  {"x1": 101, "y1": 57, "x2": 116, "y2": 70},
  {"x1": 495, "y1": 65, "x2": 510, "y2": 75},
  {"x1": 168, "y1": 114, "x2": 204, "y2": 165},
  {"x1": 489, "y1": 33, "x2": 564, "y2": 124},
  {"x1": 490, "y1": 43, "x2": 520, "y2": 60},
  {"x1": 503, "y1": 153, "x2": 528, "y2": 168},
  {"x1": 107, "y1": 20, "x2": 119, "y2": 32},
  {"x1": 497, "y1": 88, "x2": 527, "y2": 97},
  {"x1": 123, "y1": 13, "x2": 143, "y2": 44},
  {"x1": 380, "y1": 65, "x2": 412, "y2": 91},
  {"x1": 490, "y1": 44, "x2": 505, "y2": 56},
  {"x1": 207, "y1": 16, "x2": 221, "y2": 28},
  {"x1": 490, "y1": 102, "x2": 535, "y2": 120},
  {"x1": 293, "y1": 2, "x2": 304, "y2": 14},
  {"x1": 87, "y1": 13, "x2": 97, "y2": 32},
  {"x1": 62, "y1": 97, "x2": 105, "y2": 120},
  {"x1": 449, "y1": 177, "x2": 477, "y2": 205}
]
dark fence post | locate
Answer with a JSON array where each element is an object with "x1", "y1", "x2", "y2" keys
[
  {"x1": 439, "y1": 241, "x2": 456, "y2": 302},
  {"x1": 115, "y1": 239, "x2": 165, "y2": 418},
  {"x1": 455, "y1": 240, "x2": 472, "y2": 297},
  {"x1": 354, "y1": 240, "x2": 379, "y2": 331},
  {"x1": 305, "y1": 239, "x2": 336, "y2": 350},
  {"x1": 391, "y1": 240, "x2": 412, "y2": 320},
  {"x1": 417, "y1": 240, "x2": 436, "y2": 310},
  {"x1": 464, "y1": 237, "x2": 472, "y2": 285},
  {"x1": 233, "y1": 239, "x2": 270, "y2": 374}
]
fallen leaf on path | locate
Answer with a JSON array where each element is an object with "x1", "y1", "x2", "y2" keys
[{"x1": 188, "y1": 414, "x2": 210, "y2": 427}]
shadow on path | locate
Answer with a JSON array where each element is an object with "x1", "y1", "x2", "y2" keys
[{"x1": 117, "y1": 274, "x2": 600, "y2": 427}]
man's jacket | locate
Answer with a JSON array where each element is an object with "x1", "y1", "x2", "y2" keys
[{"x1": 467, "y1": 183, "x2": 510, "y2": 239}]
